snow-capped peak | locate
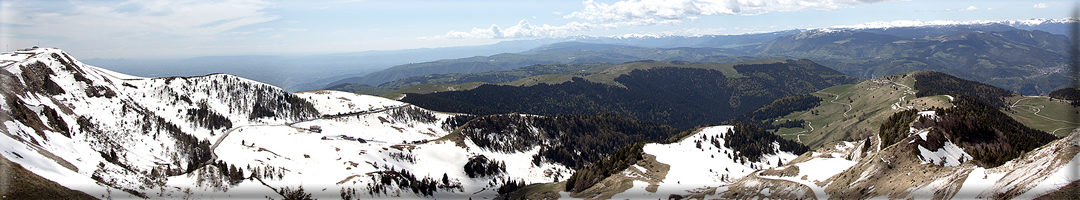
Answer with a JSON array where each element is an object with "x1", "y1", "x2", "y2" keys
[
  {"x1": 828, "y1": 19, "x2": 1000, "y2": 30},
  {"x1": 826, "y1": 18, "x2": 1075, "y2": 30}
]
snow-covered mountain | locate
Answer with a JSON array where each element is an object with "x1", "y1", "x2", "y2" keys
[
  {"x1": 826, "y1": 18, "x2": 1077, "y2": 35},
  {"x1": 0, "y1": 47, "x2": 577, "y2": 199},
  {"x1": 1, "y1": 46, "x2": 323, "y2": 198}
]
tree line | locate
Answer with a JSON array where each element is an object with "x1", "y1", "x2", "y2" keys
[{"x1": 460, "y1": 113, "x2": 682, "y2": 170}]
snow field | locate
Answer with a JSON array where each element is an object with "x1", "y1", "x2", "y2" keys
[
  {"x1": 290, "y1": 108, "x2": 453, "y2": 143},
  {"x1": 958, "y1": 132, "x2": 1080, "y2": 198},
  {"x1": 632, "y1": 126, "x2": 799, "y2": 198},
  {"x1": 914, "y1": 141, "x2": 972, "y2": 167},
  {"x1": 294, "y1": 90, "x2": 405, "y2": 115},
  {"x1": 1, "y1": 122, "x2": 113, "y2": 198},
  {"x1": 756, "y1": 141, "x2": 860, "y2": 200},
  {"x1": 204, "y1": 101, "x2": 574, "y2": 199},
  {"x1": 213, "y1": 122, "x2": 574, "y2": 199}
]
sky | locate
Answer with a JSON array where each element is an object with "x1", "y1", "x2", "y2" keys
[{"x1": 0, "y1": 0, "x2": 1074, "y2": 59}]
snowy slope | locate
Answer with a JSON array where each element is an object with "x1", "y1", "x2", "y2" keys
[
  {"x1": 961, "y1": 131, "x2": 1080, "y2": 199},
  {"x1": 0, "y1": 47, "x2": 321, "y2": 198},
  {"x1": 293, "y1": 90, "x2": 405, "y2": 115},
  {"x1": 594, "y1": 126, "x2": 803, "y2": 199},
  {"x1": 645, "y1": 126, "x2": 797, "y2": 189},
  {"x1": 0, "y1": 48, "x2": 581, "y2": 199},
  {"x1": 711, "y1": 139, "x2": 866, "y2": 200},
  {"x1": 210, "y1": 112, "x2": 574, "y2": 199},
  {"x1": 698, "y1": 127, "x2": 1076, "y2": 200}
]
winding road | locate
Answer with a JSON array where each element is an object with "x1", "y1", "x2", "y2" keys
[
  {"x1": 1008, "y1": 96, "x2": 1079, "y2": 135},
  {"x1": 817, "y1": 92, "x2": 852, "y2": 118}
]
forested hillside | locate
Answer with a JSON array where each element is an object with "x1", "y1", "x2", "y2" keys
[
  {"x1": 912, "y1": 71, "x2": 1017, "y2": 107},
  {"x1": 1049, "y1": 87, "x2": 1080, "y2": 101},
  {"x1": 457, "y1": 113, "x2": 683, "y2": 169},
  {"x1": 880, "y1": 95, "x2": 1059, "y2": 167},
  {"x1": 724, "y1": 94, "x2": 823, "y2": 130},
  {"x1": 403, "y1": 60, "x2": 859, "y2": 129}
]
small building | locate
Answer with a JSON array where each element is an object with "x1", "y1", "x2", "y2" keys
[{"x1": 309, "y1": 125, "x2": 322, "y2": 133}]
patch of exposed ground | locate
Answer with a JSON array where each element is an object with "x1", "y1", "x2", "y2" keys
[
  {"x1": 719, "y1": 174, "x2": 816, "y2": 200},
  {"x1": 1034, "y1": 180, "x2": 1080, "y2": 200},
  {"x1": 823, "y1": 136, "x2": 973, "y2": 199},
  {"x1": 498, "y1": 181, "x2": 567, "y2": 200},
  {"x1": 570, "y1": 153, "x2": 670, "y2": 199},
  {"x1": 0, "y1": 155, "x2": 97, "y2": 200}
]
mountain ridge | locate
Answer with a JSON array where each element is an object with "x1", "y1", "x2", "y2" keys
[
  {"x1": 401, "y1": 59, "x2": 860, "y2": 129},
  {"x1": 326, "y1": 20, "x2": 1073, "y2": 95}
]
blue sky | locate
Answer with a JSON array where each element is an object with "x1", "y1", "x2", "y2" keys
[{"x1": 0, "y1": 0, "x2": 1073, "y2": 59}]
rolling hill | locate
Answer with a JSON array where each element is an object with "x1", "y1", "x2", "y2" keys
[{"x1": 400, "y1": 59, "x2": 860, "y2": 129}]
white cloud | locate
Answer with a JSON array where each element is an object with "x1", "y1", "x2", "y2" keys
[
  {"x1": 434, "y1": 18, "x2": 684, "y2": 39},
  {"x1": 437, "y1": 20, "x2": 606, "y2": 39},
  {"x1": 436, "y1": 0, "x2": 895, "y2": 39},
  {"x1": 960, "y1": 6, "x2": 978, "y2": 11},
  {"x1": 3, "y1": 0, "x2": 277, "y2": 51},
  {"x1": 614, "y1": 27, "x2": 736, "y2": 37},
  {"x1": 564, "y1": 0, "x2": 898, "y2": 22},
  {"x1": 1034, "y1": 3, "x2": 1049, "y2": 8}
]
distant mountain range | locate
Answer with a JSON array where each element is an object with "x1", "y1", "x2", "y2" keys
[
  {"x1": 79, "y1": 18, "x2": 1074, "y2": 94},
  {"x1": 326, "y1": 18, "x2": 1075, "y2": 95}
]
